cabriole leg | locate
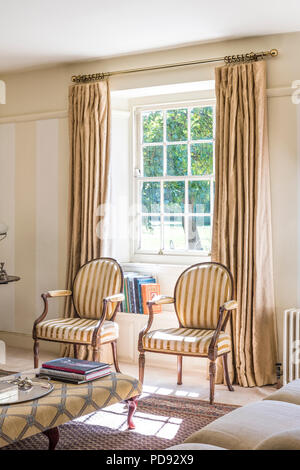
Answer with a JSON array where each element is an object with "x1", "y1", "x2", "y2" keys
[
  {"x1": 43, "y1": 427, "x2": 59, "y2": 450},
  {"x1": 126, "y1": 396, "x2": 138, "y2": 430}
]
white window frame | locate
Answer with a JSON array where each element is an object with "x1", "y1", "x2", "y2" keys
[{"x1": 131, "y1": 98, "x2": 216, "y2": 263}]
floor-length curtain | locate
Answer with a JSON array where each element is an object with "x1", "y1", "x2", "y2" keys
[
  {"x1": 212, "y1": 60, "x2": 277, "y2": 387},
  {"x1": 63, "y1": 80, "x2": 111, "y2": 359}
]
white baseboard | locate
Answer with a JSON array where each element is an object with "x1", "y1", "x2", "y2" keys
[{"x1": 0, "y1": 331, "x2": 60, "y2": 354}]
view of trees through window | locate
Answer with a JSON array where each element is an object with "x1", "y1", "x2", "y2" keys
[{"x1": 136, "y1": 103, "x2": 215, "y2": 254}]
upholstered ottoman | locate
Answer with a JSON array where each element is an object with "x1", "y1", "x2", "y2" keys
[{"x1": 0, "y1": 371, "x2": 141, "y2": 449}]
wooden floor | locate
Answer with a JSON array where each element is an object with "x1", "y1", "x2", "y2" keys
[{"x1": 1, "y1": 345, "x2": 276, "y2": 406}]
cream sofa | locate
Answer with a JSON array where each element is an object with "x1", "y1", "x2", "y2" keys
[{"x1": 170, "y1": 379, "x2": 300, "y2": 450}]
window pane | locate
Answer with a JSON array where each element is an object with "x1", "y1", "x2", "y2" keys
[
  {"x1": 188, "y1": 181, "x2": 210, "y2": 213},
  {"x1": 191, "y1": 143, "x2": 213, "y2": 175},
  {"x1": 164, "y1": 216, "x2": 185, "y2": 250},
  {"x1": 191, "y1": 107, "x2": 213, "y2": 140},
  {"x1": 164, "y1": 181, "x2": 185, "y2": 213},
  {"x1": 188, "y1": 216, "x2": 211, "y2": 251},
  {"x1": 140, "y1": 216, "x2": 161, "y2": 251},
  {"x1": 166, "y1": 109, "x2": 188, "y2": 142},
  {"x1": 143, "y1": 111, "x2": 163, "y2": 143},
  {"x1": 143, "y1": 146, "x2": 163, "y2": 177},
  {"x1": 142, "y1": 182, "x2": 160, "y2": 213},
  {"x1": 167, "y1": 144, "x2": 187, "y2": 176}
]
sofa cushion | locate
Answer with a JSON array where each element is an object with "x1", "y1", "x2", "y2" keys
[
  {"x1": 184, "y1": 400, "x2": 300, "y2": 450},
  {"x1": 168, "y1": 443, "x2": 225, "y2": 450},
  {"x1": 263, "y1": 379, "x2": 300, "y2": 406},
  {"x1": 255, "y1": 428, "x2": 300, "y2": 450}
]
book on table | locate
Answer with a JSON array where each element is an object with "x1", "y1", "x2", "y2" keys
[{"x1": 38, "y1": 357, "x2": 111, "y2": 384}]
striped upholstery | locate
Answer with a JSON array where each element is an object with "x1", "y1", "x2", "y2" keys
[
  {"x1": 73, "y1": 258, "x2": 123, "y2": 320},
  {"x1": 36, "y1": 318, "x2": 119, "y2": 344},
  {"x1": 143, "y1": 328, "x2": 231, "y2": 356},
  {"x1": 175, "y1": 263, "x2": 232, "y2": 329}
]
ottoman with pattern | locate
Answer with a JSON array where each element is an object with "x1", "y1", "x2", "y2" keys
[{"x1": 0, "y1": 371, "x2": 141, "y2": 450}]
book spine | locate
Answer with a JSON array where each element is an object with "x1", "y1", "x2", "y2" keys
[
  {"x1": 42, "y1": 364, "x2": 107, "y2": 374},
  {"x1": 124, "y1": 278, "x2": 129, "y2": 312},
  {"x1": 128, "y1": 278, "x2": 136, "y2": 313},
  {"x1": 134, "y1": 278, "x2": 141, "y2": 313},
  {"x1": 39, "y1": 372, "x2": 111, "y2": 385},
  {"x1": 39, "y1": 368, "x2": 110, "y2": 381}
]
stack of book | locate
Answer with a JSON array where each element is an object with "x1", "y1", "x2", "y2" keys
[
  {"x1": 0, "y1": 382, "x2": 18, "y2": 404},
  {"x1": 38, "y1": 358, "x2": 111, "y2": 384},
  {"x1": 121, "y1": 271, "x2": 162, "y2": 314}
]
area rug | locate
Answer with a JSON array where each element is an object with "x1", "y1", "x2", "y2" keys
[{"x1": 2, "y1": 393, "x2": 237, "y2": 450}]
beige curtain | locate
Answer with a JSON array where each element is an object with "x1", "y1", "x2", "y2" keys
[
  {"x1": 212, "y1": 60, "x2": 277, "y2": 387},
  {"x1": 63, "y1": 80, "x2": 111, "y2": 359}
]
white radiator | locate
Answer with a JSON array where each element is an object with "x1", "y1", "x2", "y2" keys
[{"x1": 283, "y1": 309, "x2": 300, "y2": 384}]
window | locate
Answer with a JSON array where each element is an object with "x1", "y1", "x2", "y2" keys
[{"x1": 134, "y1": 101, "x2": 215, "y2": 256}]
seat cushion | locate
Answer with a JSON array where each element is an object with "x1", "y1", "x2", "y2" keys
[
  {"x1": 36, "y1": 318, "x2": 119, "y2": 344},
  {"x1": 142, "y1": 327, "x2": 231, "y2": 356},
  {"x1": 254, "y1": 428, "x2": 300, "y2": 450},
  {"x1": 263, "y1": 379, "x2": 300, "y2": 406},
  {"x1": 168, "y1": 443, "x2": 225, "y2": 450},
  {"x1": 184, "y1": 400, "x2": 300, "y2": 450}
]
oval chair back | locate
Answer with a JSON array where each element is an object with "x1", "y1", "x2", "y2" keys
[
  {"x1": 72, "y1": 257, "x2": 123, "y2": 320},
  {"x1": 174, "y1": 262, "x2": 234, "y2": 330}
]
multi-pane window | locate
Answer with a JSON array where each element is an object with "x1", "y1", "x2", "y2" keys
[{"x1": 135, "y1": 102, "x2": 215, "y2": 255}]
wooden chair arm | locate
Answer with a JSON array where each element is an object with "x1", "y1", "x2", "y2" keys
[
  {"x1": 208, "y1": 300, "x2": 237, "y2": 360},
  {"x1": 33, "y1": 290, "x2": 73, "y2": 337},
  {"x1": 138, "y1": 302, "x2": 156, "y2": 350},
  {"x1": 46, "y1": 290, "x2": 72, "y2": 298},
  {"x1": 149, "y1": 295, "x2": 174, "y2": 305},
  {"x1": 104, "y1": 293, "x2": 124, "y2": 303},
  {"x1": 223, "y1": 300, "x2": 238, "y2": 311}
]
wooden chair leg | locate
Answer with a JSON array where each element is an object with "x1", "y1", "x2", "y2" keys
[
  {"x1": 138, "y1": 352, "x2": 145, "y2": 384},
  {"x1": 126, "y1": 396, "x2": 138, "y2": 430},
  {"x1": 177, "y1": 356, "x2": 183, "y2": 385},
  {"x1": 222, "y1": 353, "x2": 234, "y2": 392},
  {"x1": 111, "y1": 340, "x2": 121, "y2": 373},
  {"x1": 209, "y1": 360, "x2": 216, "y2": 405},
  {"x1": 33, "y1": 340, "x2": 39, "y2": 368},
  {"x1": 74, "y1": 344, "x2": 78, "y2": 359},
  {"x1": 92, "y1": 346, "x2": 99, "y2": 362},
  {"x1": 43, "y1": 427, "x2": 59, "y2": 450}
]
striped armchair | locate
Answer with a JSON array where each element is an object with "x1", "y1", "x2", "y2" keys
[
  {"x1": 32, "y1": 258, "x2": 124, "y2": 370},
  {"x1": 138, "y1": 262, "x2": 238, "y2": 404}
]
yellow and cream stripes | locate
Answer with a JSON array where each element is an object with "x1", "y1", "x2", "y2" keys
[
  {"x1": 35, "y1": 317, "x2": 119, "y2": 344},
  {"x1": 175, "y1": 264, "x2": 232, "y2": 329},
  {"x1": 143, "y1": 327, "x2": 231, "y2": 356},
  {"x1": 73, "y1": 259, "x2": 122, "y2": 320}
]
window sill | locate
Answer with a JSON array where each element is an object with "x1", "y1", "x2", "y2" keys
[{"x1": 126, "y1": 254, "x2": 211, "y2": 268}]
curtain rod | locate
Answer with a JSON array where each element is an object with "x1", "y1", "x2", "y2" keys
[{"x1": 71, "y1": 48, "x2": 278, "y2": 84}]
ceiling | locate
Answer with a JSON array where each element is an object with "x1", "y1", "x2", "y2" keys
[{"x1": 0, "y1": 0, "x2": 300, "y2": 73}]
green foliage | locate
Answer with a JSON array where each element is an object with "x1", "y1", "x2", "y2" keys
[
  {"x1": 167, "y1": 144, "x2": 187, "y2": 176},
  {"x1": 142, "y1": 182, "x2": 160, "y2": 213},
  {"x1": 164, "y1": 181, "x2": 185, "y2": 213},
  {"x1": 143, "y1": 146, "x2": 163, "y2": 176},
  {"x1": 191, "y1": 107, "x2": 213, "y2": 140},
  {"x1": 189, "y1": 181, "x2": 210, "y2": 213},
  {"x1": 143, "y1": 111, "x2": 163, "y2": 143},
  {"x1": 166, "y1": 109, "x2": 188, "y2": 141},
  {"x1": 191, "y1": 143, "x2": 213, "y2": 175}
]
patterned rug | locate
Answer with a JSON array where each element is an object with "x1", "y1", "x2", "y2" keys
[{"x1": 2, "y1": 393, "x2": 237, "y2": 450}]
